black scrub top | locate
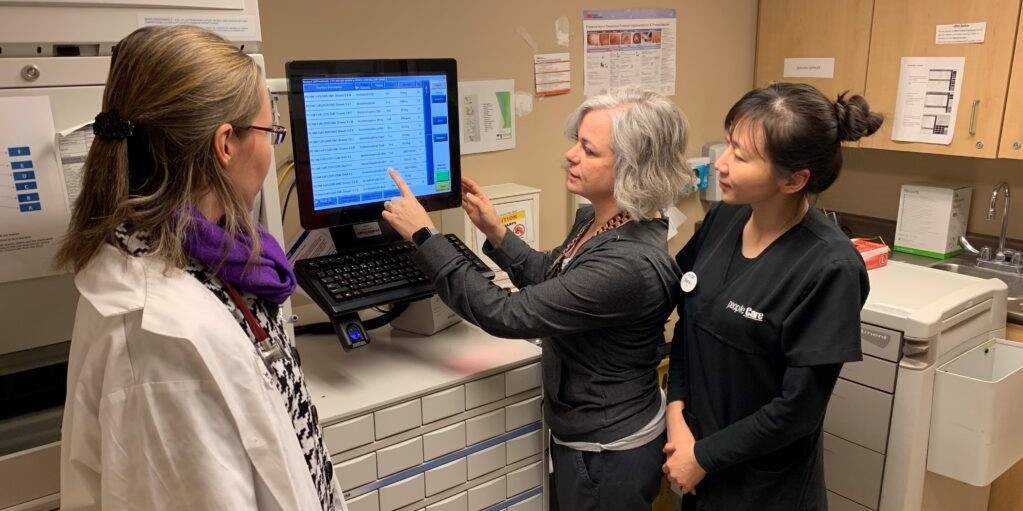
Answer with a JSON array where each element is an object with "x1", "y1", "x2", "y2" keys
[{"x1": 668, "y1": 203, "x2": 869, "y2": 511}]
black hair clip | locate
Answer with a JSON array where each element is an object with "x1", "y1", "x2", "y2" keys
[{"x1": 93, "y1": 110, "x2": 136, "y2": 141}]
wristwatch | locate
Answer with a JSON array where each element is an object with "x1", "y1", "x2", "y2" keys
[{"x1": 412, "y1": 226, "x2": 440, "y2": 247}]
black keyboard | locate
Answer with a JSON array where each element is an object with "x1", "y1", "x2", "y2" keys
[{"x1": 295, "y1": 233, "x2": 495, "y2": 315}]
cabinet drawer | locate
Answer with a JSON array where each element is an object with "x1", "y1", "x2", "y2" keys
[
  {"x1": 840, "y1": 354, "x2": 897, "y2": 394},
  {"x1": 379, "y1": 473, "x2": 425, "y2": 511},
  {"x1": 427, "y1": 491, "x2": 468, "y2": 511},
  {"x1": 377, "y1": 436, "x2": 424, "y2": 478},
  {"x1": 467, "y1": 475, "x2": 506, "y2": 511},
  {"x1": 347, "y1": 490, "x2": 379, "y2": 511},
  {"x1": 505, "y1": 396, "x2": 542, "y2": 431},
  {"x1": 824, "y1": 378, "x2": 893, "y2": 454},
  {"x1": 337, "y1": 452, "x2": 376, "y2": 491},
  {"x1": 506, "y1": 429, "x2": 542, "y2": 464},
  {"x1": 466, "y1": 408, "x2": 506, "y2": 445},
  {"x1": 827, "y1": 490, "x2": 872, "y2": 511},
  {"x1": 860, "y1": 324, "x2": 902, "y2": 362},
  {"x1": 423, "y1": 421, "x2": 468, "y2": 461},
  {"x1": 505, "y1": 362, "x2": 541, "y2": 396},
  {"x1": 323, "y1": 414, "x2": 375, "y2": 455},
  {"x1": 423, "y1": 386, "x2": 465, "y2": 424},
  {"x1": 508, "y1": 494, "x2": 542, "y2": 511},
  {"x1": 506, "y1": 461, "x2": 543, "y2": 497},
  {"x1": 425, "y1": 457, "x2": 467, "y2": 496},
  {"x1": 0, "y1": 441, "x2": 59, "y2": 509},
  {"x1": 466, "y1": 373, "x2": 505, "y2": 409},
  {"x1": 823, "y1": 432, "x2": 884, "y2": 510},
  {"x1": 424, "y1": 421, "x2": 466, "y2": 461},
  {"x1": 375, "y1": 399, "x2": 423, "y2": 439},
  {"x1": 467, "y1": 443, "x2": 506, "y2": 479}
]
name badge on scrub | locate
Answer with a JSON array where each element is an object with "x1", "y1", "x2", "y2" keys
[{"x1": 680, "y1": 271, "x2": 697, "y2": 293}]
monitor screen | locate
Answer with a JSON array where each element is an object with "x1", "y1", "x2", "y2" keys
[{"x1": 287, "y1": 59, "x2": 461, "y2": 230}]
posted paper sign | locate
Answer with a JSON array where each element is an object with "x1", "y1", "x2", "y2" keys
[
  {"x1": 0, "y1": 96, "x2": 72, "y2": 283},
  {"x1": 783, "y1": 58, "x2": 835, "y2": 78},
  {"x1": 936, "y1": 22, "x2": 986, "y2": 44},
  {"x1": 583, "y1": 8, "x2": 676, "y2": 96},
  {"x1": 535, "y1": 53, "x2": 571, "y2": 97},
  {"x1": 891, "y1": 57, "x2": 965, "y2": 145},
  {"x1": 458, "y1": 80, "x2": 516, "y2": 155}
]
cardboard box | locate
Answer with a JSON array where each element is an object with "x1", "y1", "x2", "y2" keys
[{"x1": 893, "y1": 184, "x2": 972, "y2": 259}]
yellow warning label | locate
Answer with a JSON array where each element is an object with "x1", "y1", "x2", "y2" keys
[{"x1": 500, "y1": 209, "x2": 526, "y2": 225}]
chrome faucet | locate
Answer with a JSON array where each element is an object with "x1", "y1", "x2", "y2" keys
[{"x1": 987, "y1": 182, "x2": 1012, "y2": 261}]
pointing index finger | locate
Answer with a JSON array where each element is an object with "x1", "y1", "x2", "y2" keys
[{"x1": 388, "y1": 168, "x2": 414, "y2": 197}]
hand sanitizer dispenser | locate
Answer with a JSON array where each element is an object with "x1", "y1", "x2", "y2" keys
[{"x1": 700, "y1": 142, "x2": 726, "y2": 202}]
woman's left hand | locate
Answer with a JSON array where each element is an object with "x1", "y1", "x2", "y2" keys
[
  {"x1": 381, "y1": 168, "x2": 436, "y2": 240},
  {"x1": 662, "y1": 441, "x2": 707, "y2": 495}
]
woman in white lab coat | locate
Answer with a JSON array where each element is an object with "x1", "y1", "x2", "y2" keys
[{"x1": 54, "y1": 26, "x2": 345, "y2": 511}]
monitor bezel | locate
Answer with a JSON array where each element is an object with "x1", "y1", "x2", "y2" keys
[{"x1": 286, "y1": 58, "x2": 462, "y2": 230}]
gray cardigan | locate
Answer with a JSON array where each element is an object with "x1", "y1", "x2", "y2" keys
[{"x1": 414, "y1": 207, "x2": 682, "y2": 443}]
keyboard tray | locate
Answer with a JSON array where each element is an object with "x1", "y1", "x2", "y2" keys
[{"x1": 295, "y1": 233, "x2": 494, "y2": 316}]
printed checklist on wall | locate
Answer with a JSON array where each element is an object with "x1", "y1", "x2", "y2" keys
[{"x1": 0, "y1": 96, "x2": 74, "y2": 283}]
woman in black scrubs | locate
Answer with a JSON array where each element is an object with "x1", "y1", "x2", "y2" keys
[{"x1": 663, "y1": 82, "x2": 883, "y2": 510}]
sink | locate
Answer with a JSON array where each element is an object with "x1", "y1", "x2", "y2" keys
[{"x1": 929, "y1": 258, "x2": 1023, "y2": 323}]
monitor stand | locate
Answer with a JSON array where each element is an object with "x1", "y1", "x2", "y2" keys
[
  {"x1": 322, "y1": 219, "x2": 410, "y2": 351},
  {"x1": 328, "y1": 218, "x2": 403, "y2": 251}
]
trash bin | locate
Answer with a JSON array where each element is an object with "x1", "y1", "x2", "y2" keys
[{"x1": 928, "y1": 339, "x2": 1023, "y2": 486}]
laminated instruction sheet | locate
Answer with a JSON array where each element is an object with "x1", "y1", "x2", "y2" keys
[
  {"x1": 0, "y1": 96, "x2": 72, "y2": 283},
  {"x1": 891, "y1": 57, "x2": 966, "y2": 145}
]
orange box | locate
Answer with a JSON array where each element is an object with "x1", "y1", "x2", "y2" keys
[{"x1": 853, "y1": 238, "x2": 890, "y2": 270}]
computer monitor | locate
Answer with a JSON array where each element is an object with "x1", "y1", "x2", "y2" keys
[
  {"x1": 285, "y1": 59, "x2": 465, "y2": 349},
  {"x1": 286, "y1": 58, "x2": 461, "y2": 240}
]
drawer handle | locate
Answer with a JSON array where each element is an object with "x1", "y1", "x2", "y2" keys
[{"x1": 969, "y1": 99, "x2": 980, "y2": 136}]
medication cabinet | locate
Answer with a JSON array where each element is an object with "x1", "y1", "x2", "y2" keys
[
  {"x1": 297, "y1": 322, "x2": 546, "y2": 511},
  {"x1": 822, "y1": 261, "x2": 1007, "y2": 511}
]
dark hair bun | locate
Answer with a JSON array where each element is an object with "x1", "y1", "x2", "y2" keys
[{"x1": 834, "y1": 92, "x2": 883, "y2": 142}]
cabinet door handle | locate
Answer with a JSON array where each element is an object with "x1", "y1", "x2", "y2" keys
[{"x1": 969, "y1": 99, "x2": 980, "y2": 135}]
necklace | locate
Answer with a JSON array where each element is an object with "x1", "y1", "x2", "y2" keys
[{"x1": 546, "y1": 211, "x2": 631, "y2": 278}]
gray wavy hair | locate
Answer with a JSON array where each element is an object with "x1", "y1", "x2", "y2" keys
[{"x1": 565, "y1": 86, "x2": 694, "y2": 219}]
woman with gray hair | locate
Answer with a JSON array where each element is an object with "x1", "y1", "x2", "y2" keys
[{"x1": 382, "y1": 85, "x2": 695, "y2": 510}]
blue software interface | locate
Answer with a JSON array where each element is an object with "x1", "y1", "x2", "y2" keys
[{"x1": 303, "y1": 74, "x2": 452, "y2": 211}]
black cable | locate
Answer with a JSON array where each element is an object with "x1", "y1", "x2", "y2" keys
[
  {"x1": 292, "y1": 301, "x2": 412, "y2": 336},
  {"x1": 294, "y1": 321, "x2": 334, "y2": 336},
  {"x1": 281, "y1": 179, "x2": 297, "y2": 220},
  {"x1": 362, "y1": 302, "x2": 409, "y2": 330}
]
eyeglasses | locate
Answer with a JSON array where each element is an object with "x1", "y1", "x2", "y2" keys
[{"x1": 238, "y1": 124, "x2": 287, "y2": 145}]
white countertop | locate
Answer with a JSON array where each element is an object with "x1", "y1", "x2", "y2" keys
[{"x1": 295, "y1": 321, "x2": 542, "y2": 425}]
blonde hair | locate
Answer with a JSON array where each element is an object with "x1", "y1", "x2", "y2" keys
[{"x1": 55, "y1": 25, "x2": 263, "y2": 272}]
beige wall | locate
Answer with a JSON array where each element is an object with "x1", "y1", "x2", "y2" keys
[
  {"x1": 822, "y1": 148, "x2": 1023, "y2": 241},
  {"x1": 258, "y1": 0, "x2": 758, "y2": 249}
]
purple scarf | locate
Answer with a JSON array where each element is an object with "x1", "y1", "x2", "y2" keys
[{"x1": 182, "y1": 211, "x2": 296, "y2": 304}]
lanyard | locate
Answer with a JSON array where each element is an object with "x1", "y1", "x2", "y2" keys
[
  {"x1": 546, "y1": 211, "x2": 631, "y2": 279},
  {"x1": 223, "y1": 281, "x2": 284, "y2": 366}
]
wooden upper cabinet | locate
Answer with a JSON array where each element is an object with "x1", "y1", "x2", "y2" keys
[
  {"x1": 999, "y1": 10, "x2": 1023, "y2": 159},
  {"x1": 861, "y1": 0, "x2": 1022, "y2": 157},
  {"x1": 755, "y1": 0, "x2": 874, "y2": 101}
]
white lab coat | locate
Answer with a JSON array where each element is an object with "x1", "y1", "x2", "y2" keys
[{"x1": 61, "y1": 243, "x2": 347, "y2": 511}]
